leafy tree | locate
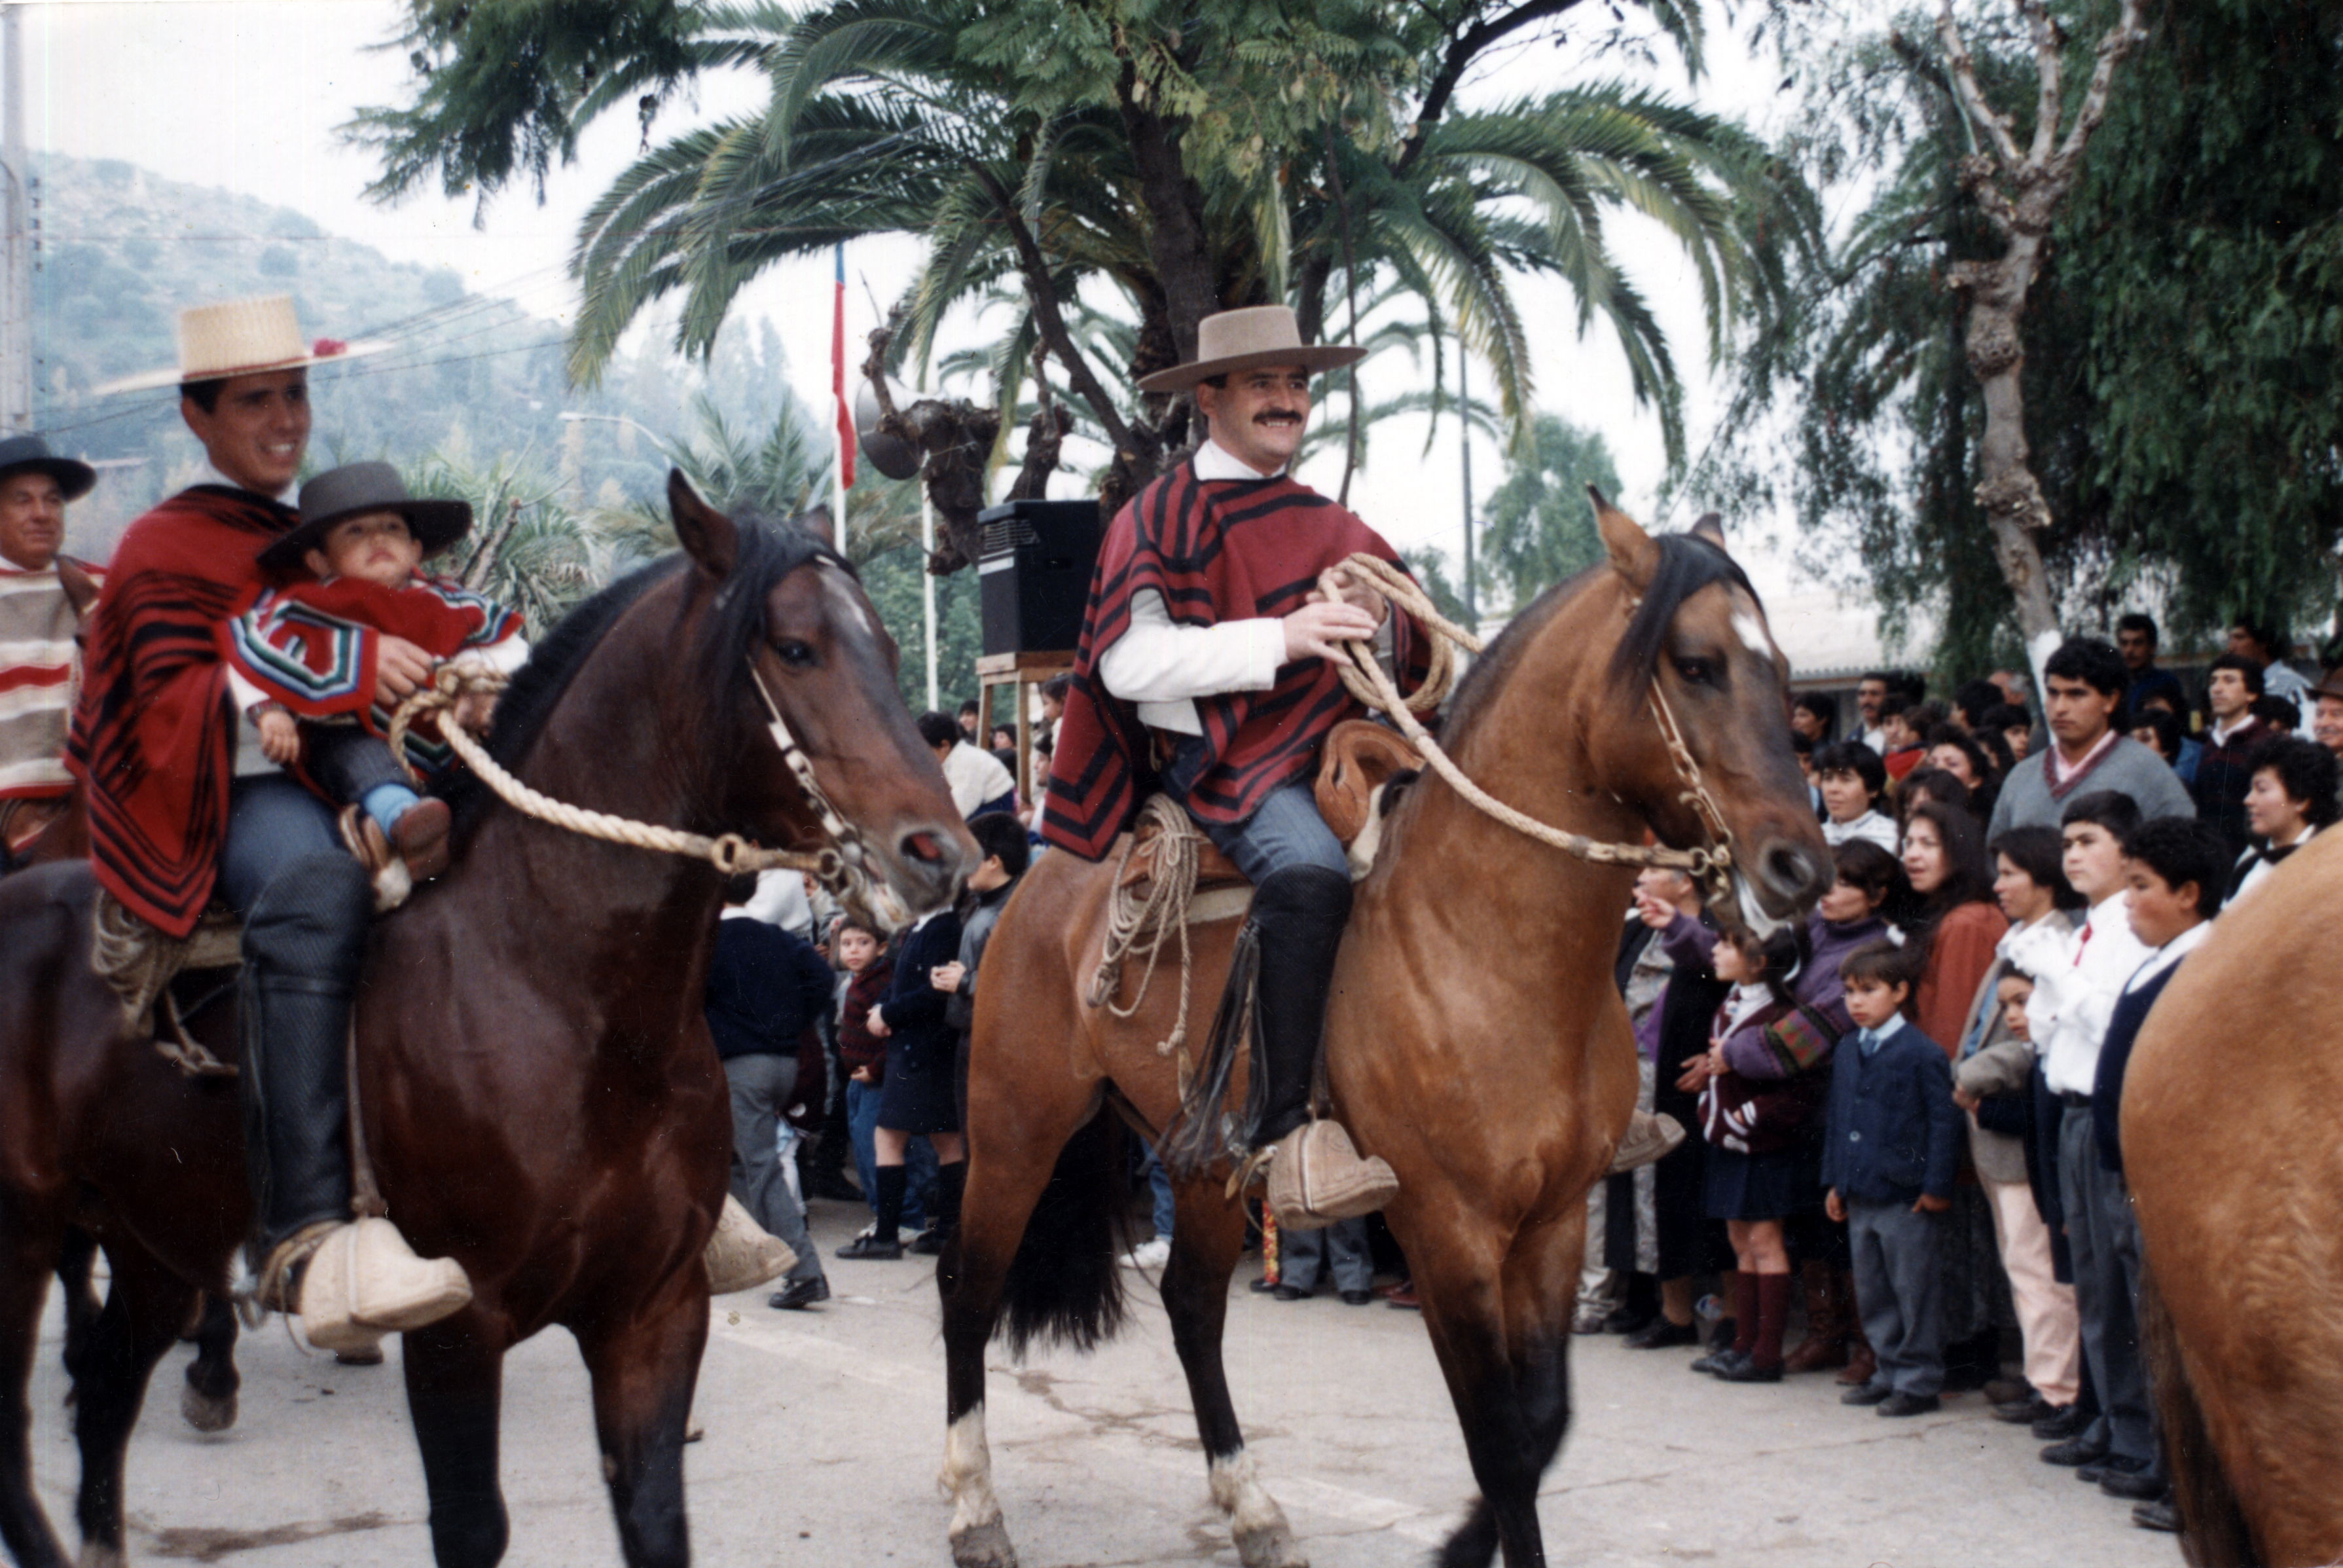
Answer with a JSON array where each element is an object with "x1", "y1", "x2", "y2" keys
[
  {"x1": 353, "y1": 0, "x2": 1804, "y2": 547},
  {"x1": 1699, "y1": 0, "x2": 2343, "y2": 674},
  {"x1": 1476, "y1": 412, "x2": 1622, "y2": 613}
]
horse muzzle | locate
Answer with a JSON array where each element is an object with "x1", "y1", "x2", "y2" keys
[{"x1": 1728, "y1": 837, "x2": 1833, "y2": 938}]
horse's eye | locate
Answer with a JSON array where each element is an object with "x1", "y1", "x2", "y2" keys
[
  {"x1": 1674, "y1": 657, "x2": 1716, "y2": 687},
  {"x1": 773, "y1": 638, "x2": 818, "y2": 669}
]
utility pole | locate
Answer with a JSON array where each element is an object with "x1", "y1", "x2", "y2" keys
[
  {"x1": 1459, "y1": 331, "x2": 1476, "y2": 625},
  {"x1": 1, "y1": 3, "x2": 32, "y2": 435}
]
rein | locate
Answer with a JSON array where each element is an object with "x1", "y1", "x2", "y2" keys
[
  {"x1": 1318, "y1": 553, "x2": 1739, "y2": 906},
  {"x1": 384, "y1": 659, "x2": 879, "y2": 909}
]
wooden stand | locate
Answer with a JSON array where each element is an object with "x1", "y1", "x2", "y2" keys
[{"x1": 977, "y1": 650, "x2": 1075, "y2": 803}]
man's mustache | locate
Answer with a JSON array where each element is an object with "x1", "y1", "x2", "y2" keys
[{"x1": 1253, "y1": 410, "x2": 1303, "y2": 424}]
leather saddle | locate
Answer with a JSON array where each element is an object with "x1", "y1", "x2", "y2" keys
[{"x1": 1113, "y1": 721, "x2": 1424, "y2": 907}]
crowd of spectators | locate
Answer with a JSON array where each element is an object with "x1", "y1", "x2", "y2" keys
[{"x1": 1578, "y1": 620, "x2": 2343, "y2": 1538}]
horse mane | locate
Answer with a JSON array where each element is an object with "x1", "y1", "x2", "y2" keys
[
  {"x1": 437, "y1": 510, "x2": 840, "y2": 830},
  {"x1": 1438, "y1": 532, "x2": 1756, "y2": 746}
]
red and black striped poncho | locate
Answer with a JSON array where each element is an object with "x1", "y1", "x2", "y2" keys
[
  {"x1": 1040, "y1": 464, "x2": 1425, "y2": 860},
  {"x1": 67, "y1": 486, "x2": 329, "y2": 936}
]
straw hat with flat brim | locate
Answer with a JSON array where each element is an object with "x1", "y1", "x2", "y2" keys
[
  {"x1": 0, "y1": 433, "x2": 97, "y2": 501},
  {"x1": 1135, "y1": 305, "x2": 1365, "y2": 395},
  {"x1": 93, "y1": 294, "x2": 393, "y2": 397},
  {"x1": 258, "y1": 462, "x2": 473, "y2": 574}
]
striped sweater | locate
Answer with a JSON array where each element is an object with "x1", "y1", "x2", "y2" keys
[{"x1": 0, "y1": 556, "x2": 103, "y2": 801}]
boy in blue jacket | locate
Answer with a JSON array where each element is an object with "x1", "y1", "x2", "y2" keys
[{"x1": 1824, "y1": 940, "x2": 1963, "y2": 1415}]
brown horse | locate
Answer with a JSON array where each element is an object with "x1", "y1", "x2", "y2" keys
[
  {"x1": 937, "y1": 496, "x2": 1830, "y2": 1568},
  {"x1": 2126, "y1": 829, "x2": 2343, "y2": 1567},
  {"x1": 0, "y1": 474, "x2": 973, "y2": 1568}
]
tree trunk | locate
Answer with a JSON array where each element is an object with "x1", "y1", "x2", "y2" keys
[{"x1": 1949, "y1": 228, "x2": 2063, "y2": 684}]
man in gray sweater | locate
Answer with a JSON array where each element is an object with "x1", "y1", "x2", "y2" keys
[{"x1": 1988, "y1": 638, "x2": 2194, "y2": 839}]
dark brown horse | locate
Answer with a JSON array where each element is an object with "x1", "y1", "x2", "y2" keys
[
  {"x1": 0, "y1": 475, "x2": 973, "y2": 1568},
  {"x1": 2126, "y1": 829, "x2": 2343, "y2": 1567},
  {"x1": 938, "y1": 497, "x2": 1830, "y2": 1568}
]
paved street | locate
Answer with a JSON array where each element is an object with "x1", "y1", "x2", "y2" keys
[{"x1": 26, "y1": 1199, "x2": 2179, "y2": 1567}]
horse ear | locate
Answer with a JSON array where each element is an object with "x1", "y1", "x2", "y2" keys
[
  {"x1": 1688, "y1": 512, "x2": 1728, "y2": 553},
  {"x1": 670, "y1": 470, "x2": 737, "y2": 579},
  {"x1": 55, "y1": 558, "x2": 99, "y2": 617},
  {"x1": 1587, "y1": 485, "x2": 1657, "y2": 592}
]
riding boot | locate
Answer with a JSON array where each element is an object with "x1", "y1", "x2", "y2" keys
[
  {"x1": 238, "y1": 854, "x2": 470, "y2": 1348},
  {"x1": 1244, "y1": 866, "x2": 1398, "y2": 1230}
]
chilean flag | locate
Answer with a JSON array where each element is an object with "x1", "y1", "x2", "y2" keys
[{"x1": 831, "y1": 244, "x2": 856, "y2": 489}]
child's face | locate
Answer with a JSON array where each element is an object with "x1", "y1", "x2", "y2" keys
[
  {"x1": 1713, "y1": 937, "x2": 1756, "y2": 985},
  {"x1": 2061, "y1": 821, "x2": 2128, "y2": 903},
  {"x1": 1815, "y1": 875, "x2": 1880, "y2": 926},
  {"x1": 1882, "y1": 715, "x2": 1916, "y2": 750},
  {"x1": 2003, "y1": 723, "x2": 2031, "y2": 760},
  {"x1": 1818, "y1": 769, "x2": 1870, "y2": 824},
  {"x1": 1996, "y1": 975, "x2": 2033, "y2": 1041},
  {"x1": 2124, "y1": 862, "x2": 2203, "y2": 949},
  {"x1": 306, "y1": 509, "x2": 422, "y2": 590},
  {"x1": 967, "y1": 853, "x2": 1009, "y2": 893},
  {"x1": 837, "y1": 928, "x2": 879, "y2": 973},
  {"x1": 1842, "y1": 975, "x2": 1908, "y2": 1030}
]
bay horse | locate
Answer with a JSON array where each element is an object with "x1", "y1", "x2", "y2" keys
[
  {"x1": 2125, "y1": 830, "x2": 2343, "y2": 1567},
  {"x1": 0, "y1": 473, "x2": 973, "y2": 1568},
  {"x1": 938, "y1": 496, "x2": 1832, "y2": 1568}
]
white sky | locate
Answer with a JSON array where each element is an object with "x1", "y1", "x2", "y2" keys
[{"x1": 14, "y1": 0, "x2": 1904, "y2": 666}]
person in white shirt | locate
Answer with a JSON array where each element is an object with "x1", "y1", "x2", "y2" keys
[
  {"x1": 2224, "y1": 735, "x2": 2337, "y2": 905},
  {"x1": 1854, "y1": 672, "x2": 1891, "y2": 754},
  {"x1": 1814, "y1": 742, "x2": 1899, "y2": 853},
  {"x1": 2228, "y1": 619, "x2": 2317, "y2": 740},
  {"x1": 2003, "y1": 788, "x2": 2152, "y2": 1482},
  {"x1": 919, "y1": 710, "x2": 1017, "y2": 819}
]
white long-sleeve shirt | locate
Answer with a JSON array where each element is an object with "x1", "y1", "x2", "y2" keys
[{"x1": 2011, "y1": 892, "x2": 2152, "y2": 1096}]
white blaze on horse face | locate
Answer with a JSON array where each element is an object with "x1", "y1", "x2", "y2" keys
[
  {"x1": 1731, "y1": 598, "x2": 1777, "y2": 662},
  {"x1": 941, "y1": 1404, "x2": 1004, "y2": 1536},
  {"x1": 821, "y1": 561, "x2": 878, "y2": 641}
]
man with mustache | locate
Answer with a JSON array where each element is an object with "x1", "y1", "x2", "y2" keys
[
  {"x1": 0, "y1": 434, "x2": 102, "y2": 866},
  {"x1": 1042, "y1": 305, "x2": 1420, "y2": 1227}
]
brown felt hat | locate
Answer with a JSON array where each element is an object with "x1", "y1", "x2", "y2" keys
[
  {"x1": 2313, "y1": 666, "x2": 2343, "y2": 703},
  {"x1": 259, "y1": 462, "x2": 472, "y2": 572},
  {"x1": 1134, "y1": 306, "x2": 1366, "y2": 394}
]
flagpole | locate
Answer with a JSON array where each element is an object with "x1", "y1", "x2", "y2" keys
[{"x1": 921, "y1": 493, "x2": 939, "y2": 710}]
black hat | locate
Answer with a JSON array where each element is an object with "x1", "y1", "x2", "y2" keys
[
  {"x1": 259, "y1": 462, "x2": 473, "y2": 573},
  {"x1": 0, "y1": 434, "x2": 97, "y2": 501}
]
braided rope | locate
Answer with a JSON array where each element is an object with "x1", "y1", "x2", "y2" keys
[
  {"x1": 386, "y1": 666, "x2": 829, "y2": 877},
  {"x1": 1317, "y1": 555, "x2": 1735, "y2": 896},
  {"x1": 1086, "y1": 795, "x2": 1205, "y2": 1061}
]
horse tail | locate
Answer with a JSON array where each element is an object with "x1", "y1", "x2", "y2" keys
[
  {"x1": 2138, "y1": 1260, "x2": 2258, "y2": 1566},
  {"x1": 997, "y1": 1102, "x2": 1134, "y2": 1360}
]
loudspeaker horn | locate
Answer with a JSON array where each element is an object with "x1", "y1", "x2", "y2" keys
[{"x1": 854, "y1": 375, "x2": 920, "y2": 482}]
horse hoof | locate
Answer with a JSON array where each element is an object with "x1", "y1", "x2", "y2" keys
[
  {"x1": 949, "y1": 1520, "x2": 1019, "y2": 1568},
  {"x1": 1234, "y1": 1523, "x2": 1308, "y2": 1568},
  {"x1": 181, "y1": 1383, "x2": 237, "y2": 1433}
]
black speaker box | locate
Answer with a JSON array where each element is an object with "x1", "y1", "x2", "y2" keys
[{"x1": 978, "y1": 500, "x2": 1101, "y2": 656}]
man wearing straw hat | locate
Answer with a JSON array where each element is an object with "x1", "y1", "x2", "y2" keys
[
  {"x1": 1042, "y1": 304, "x2": 1424, "y2": 1228},
  {"x1": 71, "y1": 295, "x2": 472, "y2": 1351},
  {"x1": 0, "y1": 433, "x2": 103, "y2": 866}
]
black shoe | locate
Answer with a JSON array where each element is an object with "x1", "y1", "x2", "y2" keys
[
  {"x1": 907, "y1": 1229, "x2": 948, "y2": 1256},
  {"x1": 2101, "y1": 1465, "x2": 2164, "y2": 1501},
  {"x1": 1705, "y1": 1319, "x2": 1737, "y2": 1353},
  {"x1": 2132, "y1": 1499, "x2": 2181, "y2": 1533},
  {"x1": 1248, "y1": 1277, "x2": 1282, "y2": 1294},
  {"x1": 1601, "y1": 1304, "x2": 1654, "y2": 1335},
  {"x1": 1875, "y1": 1391, "x2": 1941, "y2": 1417},
  {"x1": 1982, "y1": 1375, "x2": 2033, "y2": 1406},
  {"x1": 835, "y1": 1234, "x2": 904, "y2": 1260},
  {"x1": 2041, "y1": 1436, "x2": 2110, "y2": 1467},
  {"x1": 2031, "y1": 1404, "x2": 2086, "y2": 1442},
  {"x1": 1339, "y1": 1289, "x2": 1373, "y2": 1307},
  {"x1": 1840, "y1": 1383, "x2": 1893, "y2": 1407},
  {"x1": 1622, "y1": 1319, "x2": 1699, "y2": 1351},
  {"x1": 1690, "y1": 1346, "x2": 1743, "y2": 1374},
  {"x1": 767, "y1": 1277, "x2": 831, "y2": 1311},
  {"x1": 1993, "y1": 1395, "x2": 2056, "y2": 1426},
  {"x1": 2080, "y1": 1453, "x2": 2151, "y2": 1486},
  {"x1": 1717, "y1": 1357, "x2": 1784, "y2": 1384},
  {"x1": 1271, "y1": 1283, "x2": 1310, "y2": 1302}
]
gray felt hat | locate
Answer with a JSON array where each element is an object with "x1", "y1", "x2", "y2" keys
[
  {"x1": 0, "y1": 434, "x2": 97, "y2": 501},
  {"x1": 259, "y1": 462, "x2": 472, "y2": 572}
]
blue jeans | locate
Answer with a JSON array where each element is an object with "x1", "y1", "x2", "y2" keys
[
  {"x1": 1190, "y1": 780, "x2": 1349, "y2": 884},
  {"x1": 846, "y1": 1078, "x2": 930, "y2": 1231},
  {"x1": 218, "y1": 774, "x2": 346, "y2": 915},
  {"x1": 1280, "y1": 1216, "x2": 1372, "y2": 1294}
]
